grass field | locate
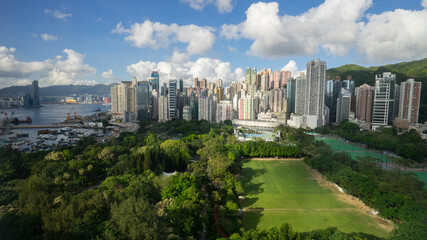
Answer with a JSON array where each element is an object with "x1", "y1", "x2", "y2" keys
[
  {"x1": 403, "y1": 172, "x2": 427, "y2": 188},
  {"x1": 240, "y1": 160, "x2": 391, "y2": 238},
  {"x1": 317, "y1": 138, "x2": 389, "y2": 162}
]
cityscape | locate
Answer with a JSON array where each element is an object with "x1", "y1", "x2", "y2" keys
[
  {"x1": 110, "y1": 59, "x2": 424, "y2": 135},
  {"x1": 1, "y1": 0, "x2": 427, "y2": 239}
]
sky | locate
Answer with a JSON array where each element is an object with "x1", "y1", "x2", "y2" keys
[{"x1": 1, "y1": 0, "x2": 427, "y2": 88}]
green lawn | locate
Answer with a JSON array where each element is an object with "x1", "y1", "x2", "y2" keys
[{"x1": 241, "y1": 160, "x2": 391, "y2": 238}]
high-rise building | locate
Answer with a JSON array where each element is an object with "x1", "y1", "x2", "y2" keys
[
  {"x1": 356, "y1": 84, "x2": 374, "y2": 123},
  {"x1": 168, "y1": 80, "x2": 178, "y2": 119},
  {"x1": 336, "y1": 88, "x2": 351, "y2": 123},
  {"x1": 198, "y1": 96, "x2": 216, "y2": 122},
  {"x1": 325, "y1": 79, "x2": 342, "y2": 122},
  {"x1": 260, "y1": 73, "x2": 269, "y2": 91},
  {"x1": 245, "y1": 67, "x2": 257, "y2": 86},
  {"x1": 216, "y1": 79, "x2": 223, "y2": 87},
  {"x1": 273, "y1": 71, "x2": 281, "y2": 89},
  {"x1": 287, "y1": 78, "x2": 296, "y2": 113},
  {"x1": 111, "y1": 81, "x2": 137, "y2": 122},
  {"x1": 216, "y1": 87, "x2": 224, "y2": 102},
  {"x1": 111, "y1": 81, "x2": 134, "y2": 113},
  {"x1": 304, "y1": 59, "x2": 327, "y2": 128},
  {"x1": 343, "y1": 76, "x2": 355, "y2": 94},
  {"x1": 194, "y1": 77, "x2": 199, "y2": 88},
  {"x1": 178, "y1": 79, "x2": 184, "y2": 93},
  {"x1": 281, "y1": 71, "x2": 292, "y2": 87},
  {"x1": 135, "y1": 81, "x2": 152, "y2": 120},
  {"x1": 217, "y1": 100, "x2": 233, "y2": 122},
  {"x1": 398, "y1": 79, "x2": 422, "y2": 123},
  {"x1": 201, "y1": 78, "x2": 207, "y2": 89},
  {"x1": 295, "y1": 76, "x2": 306, "y2": 114},
  {"x1": 149, "y1": 71, "x2": 159, "y2": 92},
  {"x1": 32, "y1": 80, "x2": 40, "y2": 107},
  {"x1": 183, "y1": 106, "x2": 192, "y2": 121},
  {"x1": 158, "y1": 96, "x2": 169, "y2": 121},
  {"x1": 239, "y1": 97, "x2": 256, "y2": 120},
  {"x1": 152, "y1": 90, "x2": 159, "y2": 120},
  {"x1": 372, "y1": 72, "x2": 396, "y2": 126},
  {"x1": 270, "y1": 89, "x2": 284, "y2": 113}
]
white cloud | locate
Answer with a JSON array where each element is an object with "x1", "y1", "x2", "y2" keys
[
  {"x1": 228, "y1": 46, "x2": 237, "y2": 52},
  {"x1": 126, "y1": 57, "x2": 243, "y2": 87},
  {"x1": 220, "y1": 24, "x2": 241, "y2": 40},
  {"x1": 41, "y1": 49, "x2": 96, "y2": 86},
  {"x1": 0, "y1": 46, "x2": 53, "y2": 79},
  {"x1": 281, "y1": 60, "x2": 302, "y2": 77},
  {"x1": 169, "y1": 49, "x2": 190, "y2": 64},
  {"x1": 41, "y1": 33, "x2": 60, "y2": 41},
  {"x1": 0, "y1": 46, "x2": 97, "y2": 88},
  {"x1": 358, "y1": 8, "x2": 427, "y2": 62},
  {"x1": 101, "y1": 69, "x2": 118, "y2": 83},
  {"x1": 215, "y1": 0, "x2": 233, "y2": 13},
  {"x1": 222, "y1": 0, "x2": 427, "y2": 63},
  {"x1": 181, "y1": 0, "x2": 233, "y2": 13},
  {"x1": 44, "y1": 9, "x2": 72, "y2": 20},
  {"x1": 222, "y1": 1, "x2": 372, "y2": 58},
  {"x1": 112, "y1": 20, "x2": 215, "y2": 56}
]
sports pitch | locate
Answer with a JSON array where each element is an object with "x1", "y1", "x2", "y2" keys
[
  {"x1": 240, "y1": 159, "x2": 392, "y2": 237},
  {"x1": 317, "y1": 138, "x2": 388, "y2": 162}
]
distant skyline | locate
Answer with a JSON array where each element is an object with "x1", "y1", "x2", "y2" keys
[{"x1": 1, "y1": 0, "x2": 427, "y2": 88}]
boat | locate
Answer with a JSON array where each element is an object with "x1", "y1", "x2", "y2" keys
[
  {"x1": 11, "y1": 117, "x2": 32, "y2": 124},
  {"x1": 92, "y1": 107, "x2": 101, "y2": 112},
  {"x1": 38, "y1": 129, "x2": 51, "y2": 135},
  {"x1": 16, "y1": 133, "x2": 29, "y2": 138}
]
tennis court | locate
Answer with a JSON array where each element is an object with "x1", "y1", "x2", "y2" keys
[{"x1": 316, "y1": 137, "x2": 389, "y2": 162}]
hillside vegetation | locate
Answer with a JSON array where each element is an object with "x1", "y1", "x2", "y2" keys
[{"x1": 327, "y1": 58, "x2": 427, "y2": 122}]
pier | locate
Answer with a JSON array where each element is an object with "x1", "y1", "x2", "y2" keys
[{"x1": 2, "y1": 124, "x2": 103, "y2": 129}]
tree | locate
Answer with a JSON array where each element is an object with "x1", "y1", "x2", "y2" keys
[{"x1": 106, "y1": 196, "x2": 163, "y2": 240}]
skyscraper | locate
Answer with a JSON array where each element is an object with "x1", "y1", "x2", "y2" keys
[
  {"x1": 295, "y1": 76, "x2": 306, "y2": 114},
  {"x1": 281, "y1": 71, "x2": 292, "y2": 87},
  {"x1": 245, "y1": 67, "x2": 257, "y2": 86},
  {"x1": 336, "y1": 88, "x2": 351, "y2": 123},
  {"x1": 273, "y1": 70, "x2": 281, "y2": 89},
  {"x1": 398, "y1": 79, "x2": 422, "y2": 123},
  {"x1": 372, "y1": 72, "x2": 396, "y2": 126},
  {"x1": 135, "y1": 81, "x2": 152, "y2": 120},
  {"x1": 149, "y1": 71, "x2": 159, "y2": 92},
  {"x1": 32, "y1": 80, "x2": 40, "y2": 108},
  {"x1": 287, "y1": 78, "x2": 296, "y2": 113},
  {"x1": 304, "y1": 59, "x2": 327, "y2": 128},
  {"x1": 198, "y1": 96, "x2": 216, "y2": 122},
  {"x1": 168, "y1": 80, "x2": 178, "y2": 119},
  {"x1": 356, "y1": 84, "x2": 374, "y2": 123},
  {"x1": 194, "y1": 77, "x2": 199, "y2": 88},
  {"x1": 325, "y1": 79, "x2": 342, "y2": 122},
  {"x1": 260, "y1": 73, "x2": 269, "y2": 91},
  {"x1": 158, "y1": 96, "x2": 169, "y2": 122}
]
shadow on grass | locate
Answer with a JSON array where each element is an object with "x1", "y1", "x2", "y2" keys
[
  {"x1": 241, "y1": 197, "x2": 259, "y2": 208},
  {"x1": 242, "y1": 211, "x2": 264, "y2": 230},
  {"x1": 241, "y1": 166, "x2": 267, "y2": 183}
]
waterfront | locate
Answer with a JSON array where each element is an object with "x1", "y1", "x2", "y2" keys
[
  {"x1": 1, "y1": 103, "x2": 110, "y2": 125},
  {"x1": 1, "y1": 104, "x2": 112, "y2": 149}
]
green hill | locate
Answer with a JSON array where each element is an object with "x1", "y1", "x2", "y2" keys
[{"x1": 327, "y1": 58, "x2": 427, "y2": 123}]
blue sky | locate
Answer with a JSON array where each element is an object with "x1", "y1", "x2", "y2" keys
[{"x1": 1, "y1": 0, "x2": 427, "y2": 88}]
